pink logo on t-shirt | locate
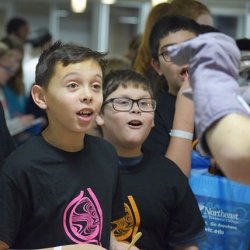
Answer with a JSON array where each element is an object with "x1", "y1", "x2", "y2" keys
[{"x1": 63, "y1": 188, "x2": 103, "y2": 244}]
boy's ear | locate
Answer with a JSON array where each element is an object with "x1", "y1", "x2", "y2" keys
[
  {"x1": 151, "y1": 58, "x2": 163, "y2": 76},
  {"x1": 95, "y1": 114, "x2": 104, "y2": 126},
  {"x1": 31, "y1": 84, "x2": 47, "y2": 110}
]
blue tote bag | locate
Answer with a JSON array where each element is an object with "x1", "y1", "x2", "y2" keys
[{"x1": 189, "y1": 173, "x2": 250, "y2": 250}]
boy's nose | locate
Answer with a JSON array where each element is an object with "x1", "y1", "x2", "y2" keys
[
  {"x1": 130, "y1": 102, "x2": 141, "y2": 114},
  {"x1": 80, "y1": 87, "x2": 93, "y2": 103}
]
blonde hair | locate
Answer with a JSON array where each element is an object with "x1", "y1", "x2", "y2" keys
[
  {"x1": 133, "y1": 0, "x2": 211, "y2": 76},
  {"x1": 0, "y1": 41, "x2": 24, "y2": 95},
  {"x1": 169, "y1": 0, "x2": 211, "y2": 20},
  {"x1": 133, "y1": 2, "x2": 171, "y2": 74}
]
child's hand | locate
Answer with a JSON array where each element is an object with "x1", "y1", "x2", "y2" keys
[
  {"x1": 110, "y1": 241, "x2": 140, "y2": 250},
  {"x1": 110, "y1": 229, "x2": 141, "y2": 250}
]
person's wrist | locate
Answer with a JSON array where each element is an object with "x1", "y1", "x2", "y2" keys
[{"x1": 169, "y1": 129, "x2": 193, "y2": 140}]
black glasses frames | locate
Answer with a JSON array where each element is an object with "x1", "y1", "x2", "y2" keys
[
  {"x1": 103, "y1": 97, "x2": 156, "y2": 112},
  {"x1": 158, "y1": 51, "x2": 171, "y2": 63}
]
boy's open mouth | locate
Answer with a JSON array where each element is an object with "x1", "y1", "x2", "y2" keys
[
  {"x1": 128, "y1": 120, "x2": 142, "y2": 127},
  {"x1": 77, "y1": 109, "x2": 93, "y2": 117},
  {"x1": 180, "y1": 67, "x2": 189, "y2": 77}
]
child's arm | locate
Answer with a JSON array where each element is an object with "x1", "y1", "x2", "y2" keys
[
  {"x1": 165, "y1": 82, "x2": 194, "y2": 177},
  {"x1": 109, "y1": 232, "x2": 140, "y2": 250},
  {"x1": 206, "y1": 113, "x2": 250, "y2": 185}
]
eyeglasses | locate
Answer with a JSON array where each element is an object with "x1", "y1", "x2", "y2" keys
[
  {"x1": 158, "y1": 50, "x2": 171, "y2": 62},
  {"x1": 103, "y1": 97, "x2": 156, "y2": 112}
]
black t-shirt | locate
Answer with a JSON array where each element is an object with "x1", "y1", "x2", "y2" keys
[
  {"x1": 143, "y1": 91, "x2": 176, "y2": 155},
  {"x1": 0, "y1": 102, "x2": 15, "y2": 167},
  {"x1": 112, "y1": 151, "x2": 205, "y2": 250},
  {"x1": 0, "y1": 135, "x2": 124, "y2": 249}
]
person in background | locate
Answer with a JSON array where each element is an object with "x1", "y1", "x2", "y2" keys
[
  {"x1": 124, "y1": 34, "x2": 142, "y2": 68},
  {"x1": 169, "y1": 0, "x2": 214, "y2": 27},
  {"x1": 1, "y1": 17, "x2": 31, "y2": 119},
  {"x1": 142, "y1": 15, "x2": 201, "y2": 176},
  {"x1": 97, "y1": 69, "x2": 205, "y2": 250},
  {"x1": 0, "y1": 41, "x2": 138, "y2": 250},
  {"x1": 23, "y1": 28, "x2": 52, "y2": 96},
  {"x1": 0, "y1": 40, "x2": 37, "y2": 145},
  {"x1": 1, "y1": 16, "x2": 29, "y2": 53},
  {"x1": 167, "y1": 32, "x2": 250, "y2": 185},
  {"x1": 2, "y1": 45, "x2": 27, "y2": 118},
  {"x1": 133, "y1": 0, "x2": 213, "y2": 176},
  {"x1": 0, "y1": 101, "x2": 16, "y2": 167},
  {"x1": 0, "y1": 42, "x2": 34, "y2": 136},
  {"x1": 24, "y1": 28, "x2": 52, "y2": 121},
  {"x1": 133, "y1": 2, "x2": 171, "y2": 94}
]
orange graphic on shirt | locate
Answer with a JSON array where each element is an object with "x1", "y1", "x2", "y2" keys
[{"x1": 112, "y1": 195, "x2": 140, "y2": 242}]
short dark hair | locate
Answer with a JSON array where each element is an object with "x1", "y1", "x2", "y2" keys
[
  {"x1": 103, "y1": 69, "x2": 154, "y2": 102},
  {"x1": 149, "y1": 15, "x2": 200, "y2": 60},
  {"x1": 199, "y1": 24, "x2": 220, "y2": 34},
  {"x1": 6, "y1": 17, "x2": 28, "y2": 34},
  {"x1": 35, "y1": 41, "x2": 107, "y2": 88},
  {"x1": 28, "y1": 28, "x2": 52, "y2": 48}
]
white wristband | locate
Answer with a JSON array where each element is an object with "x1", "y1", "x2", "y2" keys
[{"x1": 169, "y1": 129, "x2": 193, "y2": 140}]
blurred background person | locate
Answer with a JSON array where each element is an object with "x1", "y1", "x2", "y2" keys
[
  {"x1": 124, "y1": 34, "x2": 142, "y2": 68},
  {"x1": 1, "y1": 16, "x2": 29, "y2": 53},
  {"x1": 169, "y1": 0, "x2": 214, "y2": 27},
  {"x1": 23, "y1": 28, "x2": 51, "y2": 123},
  {"x1": 133, "y1": 2, "x2": 171, "y2": 94},
  {"x1": 1, "y1": 45, "x2": 26, "y2": 118},
  {"x1": 143, "y1": 15, "x2": 201, "y2": 176},
  {"x1": 0, "y1": 42, "x2": 34, "y2": 137},
  {"x1": 1, "y1": 16, "x2": 30, "y2": 119},
  {"x1": 23, "y1": 28, "x2": 52, "y2": 96}
]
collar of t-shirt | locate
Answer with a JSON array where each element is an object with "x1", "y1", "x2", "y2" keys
[{"x1": 118, "y1": 154, "x2": 143, "y2": 169}]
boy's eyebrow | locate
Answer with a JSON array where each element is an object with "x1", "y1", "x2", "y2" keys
[
  {"x1": 62, "y1": 72, "x2": 80, "y2": 80},
  {"x1": 61, "y1": 72, "x2": 103, "y2": 80}
]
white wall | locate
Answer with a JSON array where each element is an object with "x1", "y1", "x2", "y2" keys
[{"x1": 1, "y1": 0, "x2": 250, "y2": 57}]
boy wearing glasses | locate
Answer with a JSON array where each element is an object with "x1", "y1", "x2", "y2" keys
[
  {"x1": 142, "y1": 15, "x2": 201, "y2": 176},
  {"x1": 96, "y1": 69, "x2": 205, "y2": 250}
]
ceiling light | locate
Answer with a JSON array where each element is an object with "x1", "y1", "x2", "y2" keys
[
  {"x1": 71, "y1": 0, "x2": 87, "y2": 13},
  {"x1": 102, "y1": 0, "x2": 116, "y2": 4},
  {"x1": 151, "y1": 0, "x2": 168, "y2": 6}
]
